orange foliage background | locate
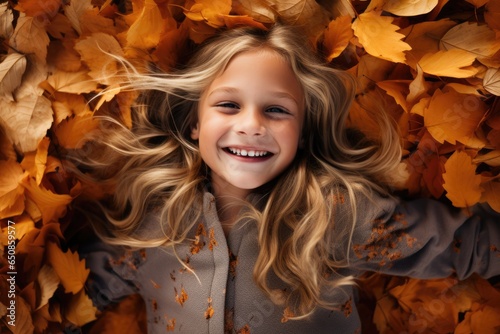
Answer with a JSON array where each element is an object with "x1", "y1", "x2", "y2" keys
[{"x1": 1, "y1": 0, "x2": 500, "y2": 333}]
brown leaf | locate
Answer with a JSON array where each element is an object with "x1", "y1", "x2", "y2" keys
[
  {"x1": 51, "y1": 92, "x2": 92, "y2": 125},
  {"x1": 46, "y1": 241, "x2": 89, "y2": 294},
  {"x1": 483, "y1": 67, "x2": 500, "y2": 96},
  {"x1": 485, "y1": 0, "x2": 500, "y2": 31},
  {"x1": 10, "y1": 15, "x2": 50, "y2": 64},
  {"x1": 0, "y1": 53, "x2": 27, "y2": 101},
  {"x1": 15, "y1": 0, "x2": 61, "y2": 18},
  {"x1": 54, "y1": 112, "x2": 99, "y2": 149},
  {"x1": 323, "y1": 16, "x2": 353, "y2": 62},
  {"x1": 480, "y1": 179, "x2": 500, "y2": 212},
  {"x1": 6, "y1": 296, "x2": 35, "y2": 334},
  {"x1": 36, "y1": 264, "x2": 60, "y2": 310},
  {"x1": 62, "y1": 0, "x2": 93, "y2": 35},
  {"x1": 352, "y1": 10, "x2": 411, "y2": 63},
  {"x1": 0, "y1": 160, "x2": 26, "y2": 219},
  {"x1": 383, "y1": 0, "x2": 438, "y2": 16},
  {"x1": 232, "y1": 0, "x2": 276, "y2": 24},
  {"x1": 443, "y1": 151, "x2": 482, "y2": 208},
  {"x1": 0, "y1": 3, "x2": 14, "y2": 39}
]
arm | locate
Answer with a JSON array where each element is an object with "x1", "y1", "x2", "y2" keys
[{"x1": 343, "y1": 192, "x2": 500, "y2": 279}]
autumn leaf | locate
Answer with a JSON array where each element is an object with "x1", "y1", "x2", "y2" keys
[
  {"x1": 439, "y1": 22, "x2": 500, "y2": 58},
  {"x1": 15, "y1": 0, "x2": 61, "y2": 19},
  {"x1": 483, "y1": 67, "x2": 500, "y2": 96},
  {"x1": 382, "y1": 0, "x2": 438, "y2": 16},
  {"x1": 54, "y1": 112, "x2": 100, "y2": 149},
  {"x1": 64, "y1": 289, "x2": 97, "y2": 327},
  {"x1": 443, "y1": 151, "x2": 482, "y2": 208},
  {"x1": 6, "y1": 296, "x2": 35, "y2": 334},
  {"x1": 0, "y1": 85, "x2": 53, "y2": 153},
  {"x1": 51, "y1": 92, "x2": 92, "y2": 125},
  {"x1": 22, "y1": 177, "x2": 72, "y2": 224},
  {"x1": 323, "y1": 16, "x2": 353, "y2": 61},
  {"x1": 43, "y1": 70, "x2": 98, "y2": 94},
  {"x1": 20, "y1": 136, "x2": 49, "y2": 185},
  {"x1": 9, "y1": 15, "x2": 50, "y2": 63},
  {"x1": 127, "y1": 0, "x2": 164, "y2": 49},
  {"x1": 36, "y1": 264, "x2": 60, "y2": 310},
  {"x1": 46, "y1": 241, "x2": 90, "y2": 294},
  {"x1": 418, "y1": 49, "x2": 478, "y2": 78},
  {"x1": 0, "y1": 3, "x2": 14, "y2": 39},
  {"x1": 0, "y1": 52, "x2": 27, "y2": 101},
  {"x1": 184, "y1": 0, "x2": 231, "y2": 28},
  {"x1": 0, "y1": 160, "x2": 26, "y2": 219},
  {"x1": 377, "y1": 80, "x2": 410, "y2": 112},
  {"x1": 424, "y1": 88, "x2": 487, "y2": 148},
  {"x1": 352, "y1": 10, "x2": 412, "y2": 63},
  {"x1": 480, "y1": 179, "x2": 500, "y2": 212},
  {"x1": 63, "y1": 0, "x2": 93, "y2": 35},
  {"x1": 232, "y1": 0, "x2": 276, "y2": 24},
  {"x1": 484, "y1": 0, "x2": 500, "y2": 31}
]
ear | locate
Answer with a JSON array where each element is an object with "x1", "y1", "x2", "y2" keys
[{"x1": 190, "y1": 123, "x2": 200, "y2": 140}]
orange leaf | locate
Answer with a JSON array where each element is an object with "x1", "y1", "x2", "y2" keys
[
  {"x1": 22, "y1": 177, "x2": 72, "y2": 224},
  {"x1": 418, "y1": 49, "x2": 478, "y2": 78},
  {"x1": 485, "y1": 0, "x2": 500, "y2": 31},
  {"x1": 480, "y1": 179, "x2": 500, "y2": 213},
  {"x1": 352, "y1": 10, "x2": 411, "y2": 63},
  {"x1": 377, "y1": 80, "x2": 410, "y2": 112},
  {"x1": 323, "y1": 16, "x2": 353, "y2": 61},
  {"x1": 64, "y1": 289, "x2": 97, "y2": 327},
  {"x1": 46, "y1": 241, "x2": 89, "y2": 294},
  {"x1": 54, "y1": 112, "x2": 99, "y2": 149},
  {"x1": 10, "y1": 15, "x2": 50, "y2": 63},
  {"x1": 232, "y1": 0, "x2": 276, "y2": 24},
  {"x1": 0, "y1": 160, "x2": 26, "y2": 219},
  {"x1": 127, "y1": 0, "x2": 164, "y2": 49},
  {"x1": 383, "y1": 0, "x2": 438, "y2": 16},
  {"x1": 43, "y1": 70, "x2": 98, "y2": 94},
  {"x1": 52, "y1": 92, "x2": 92, "y2": 125},
  {"x1": 15, "y1": 0, "x2": 61, "y2": 18},
  {"x1": 5, "y1": 296, "x2": 35, "y2": 334},
  {"x1": 222, "y1": 14, "x2": 268, "y2": 30},
  {"x1": 424, "y1": 89, "x2": 487, "y2": 148},
  {"x1": 443, "y1": 151, "x2": 482, "y2": 208},
  {"x1": 439, "y1": 22, "x2": 500, "y2": 58},
  {"x1": 184, "y1": 0, "x2": 231, "y2": 28}
]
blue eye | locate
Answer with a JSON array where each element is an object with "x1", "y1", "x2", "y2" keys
[{"x1": 266, "y1": 106, "x2": 288, "y2": 114}]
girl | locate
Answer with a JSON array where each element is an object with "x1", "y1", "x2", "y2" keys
[{"x1": 78, "y1": 25, "x2": 500, "y2": 333}]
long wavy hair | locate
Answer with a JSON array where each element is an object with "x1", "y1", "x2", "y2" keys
[{"x1": 75, "y1": 24, "x2": 402, "y2": 318}]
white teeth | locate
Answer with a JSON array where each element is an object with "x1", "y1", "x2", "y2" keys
[{"x1": 228, "y1": 148, "x2": 269, "y2": 157}]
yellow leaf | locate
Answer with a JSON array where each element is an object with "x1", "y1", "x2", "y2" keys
[
  {"x1": 62, "y1": 0, "x2": 93, "y2": 35},
  {"x1": 10, "y1": 15, "x2": 50, "y2": 64},
  {"x1": 43, "y1": 70, "x2": 98, "y2": 94},
  {"x1": 424, "y1": 89, "x2": 487, "y2": 148},
  {"x1": 64, "y1": 289, "x2": 97, "y2": 327},
  {"x1": 22, "y1": 177, "x2": 72, "y2": 224},
  {"x1": 0, "y1": 53, "x2": 27, "y2": 101},
  {"x1": 483, "y1": 67, "x2": 500, "y2": 96},
  {"x1": 440, "y1": 22, "x2": 500, "y2": 58},
  {"x1": 232, "y1": 0, "x2": 276, "y2": 24},
  {"x1": 74, "y1": 32, "x2": 124, "y2": 85},
  {"x1": 383, "y1": 0, "x2": 438, "y2": 16},
  {"x1": 0, "y1": 160, "x2": 26, "y2": 219},
  {"x1": 127, "y1": 0, "x2": 163, "y2": 49},
  {"x1": 377, "y1": 80, "x2": 410, "y2": 112},
  {"x1": 0, "y1": 91, "x2": 53, "y2": 153},
  {"x1": 418, "y1": 49, "x2": 478, "y2": 78},
  {"x1": 352, "y1": 11, "x2": 411, "y2": 63},
  {"x1": 52, "y1": 92, "x2": 92, "y2": 125},
  {"x1": 46, "y1": 242, "x2": 90, "y2": 294},
  {"x1": 184, "y1": 0, "x2": 231, "y2": 28},
  {"x1": 407, "y1": 64, "x2": 432, "y2": 105},
  {"x1": 36, "y1": 264, "x2": 60, "y2": 310},
  {"x1": 323, "y1": 16, "x2": 353, "y2": 61},
  {"x1": 54, "y1": 112, "x2": 99, "y2": 149},
  {"x1": 443, "y1": 151, "x2": 482, "y2": 208},
  {"x1": 20, "y1": 137, "x2": 49, "y2": 185}
]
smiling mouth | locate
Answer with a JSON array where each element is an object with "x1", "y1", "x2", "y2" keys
[{"x1": 225, "y1": 147, "x2": 272, "y2": 157}]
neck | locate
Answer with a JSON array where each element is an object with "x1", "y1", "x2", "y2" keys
[{"x1": 211, "y1": 181, "x2": 250, "y2": 236}]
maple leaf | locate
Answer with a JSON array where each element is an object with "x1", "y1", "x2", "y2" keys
[
  {"x1": 424, "y1": 88, "x2": 487, "y2": 148},
  {"x1": 352, "y1": 10, "x2": 412, "y2": 63},
  {"x1": 64, "y1": 289, "x2": 97, "y2": 327},
  {"x1": 443, "y1": 151, "x2": 482, "y2": 208},
  {"x1": 46, "y1": 241, "x2": 90, "y2": 294},
  {"x1": 323, "y1": 16, "x2": 353, "y2": 62},
  {"x1": 0, "y1": 52, "x2": 27, "y2": 101}
]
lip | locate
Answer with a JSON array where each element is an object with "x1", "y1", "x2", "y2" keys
[{"x1": 222, "y1": 146, "x2": 275, "y2": 161}]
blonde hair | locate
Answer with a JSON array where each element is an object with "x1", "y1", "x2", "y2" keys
[{"x1": 75, "y1": 25, "x2": 402, "y2": 318}]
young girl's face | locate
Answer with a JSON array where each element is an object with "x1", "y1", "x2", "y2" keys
[{"x1": 191, "y1": 49, "x2": 305, "y2": 199}]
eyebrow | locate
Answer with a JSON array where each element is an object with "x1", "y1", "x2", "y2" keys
[{"x1": 208, "y1": 87, "x2": 301, "y2": 106}]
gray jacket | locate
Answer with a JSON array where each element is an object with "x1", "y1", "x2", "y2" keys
[{"x1": 82, "y1": 191, "x2": 500, "y2": 333}]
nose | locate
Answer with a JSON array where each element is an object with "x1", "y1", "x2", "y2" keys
[{"x1": 234, "y1": 108, "x2": 266, "y2": 136}]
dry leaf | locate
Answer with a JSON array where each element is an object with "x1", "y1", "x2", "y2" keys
[
  {"x1": 473, "y1": 150, "x2": 500, "y2": 166},
  {"x1": 0, "y1": 3, "x2": 14, "y2": 39},
  {"x1": 483, "y1": 67, "x2": 500, "y2": 96},
  {"x1": 377, "y1": 80, "x2": 410, "y2": 112},
  {"x1": 126, "y1": 0, "x2": 164, "y2": 49},
  {"x1": 36, "y1": 264, "x2": 61, "y2": 310},
  {"x1": 22, "y1": 177, "x2": 72, "y2": 224},
  {"x1": 0, "y1": 160, "x2": 26, "y2": 219},
  {"x1": 352, "y1": 10, "x2": 411, "y2": 63},
  {"x1": 46, "y1": 241, "x2": 89, "y2": 294},
  {"x1": 64, "y1": 289, "x2": 97, "y2": 327},
  {"x1": 15, "y1": 0, "x2": 61, "y2": 18},
  {"x1": 383, "y1": 0, "x2": 438, "y2": 16},
  {"x1": 63, "y1": 0, "x2": 93, "y2": 35},
  {"x1": 439, "y1": 22, "x2": 500, "y2": 58},
  {"x1": 10, "y1": 15, "x2": 50, "y2": 63},
  {"x1": 184, "y1": 0, "x2": 232, "y2": 28},
  {"x1": 424, "y1": 89, "x2": 487, "y2": 148},
  {"x1": 232, "y1": 0, "x2": 276, "y2": 23},
  {"x1": 0, "y1": 53, "x2": 27, "y2": 100},
  {"x1": 323, "y1": 16, "x2": 353, "y2": 61},
  {"x1": 485, "y1": 0, "x2": 500, "y2": 31},
  {"x1": 480, "y1": 179, "x2": 500, "y2": 212},
  {"x1": 74, "y1": 32, "x2": 124, "y2": 85},
  {"x1": 54, "y1": 112, "x2": 99, "y2": 149},
  {"x1": 20, "y1": 137, "x2": 49, "y2": 185},
  {"x1": 6, "y1": 296, "x2": 35, "y2": 334},
  {"x1": 419, "y1": 49, "x2": 478, "y2": 78},
  {"x1": 443, "y1": 151, "x2": 482, "y2": 208},
  {"x1": 407, "y1": 64, "x2": 432, "y2": 105}
]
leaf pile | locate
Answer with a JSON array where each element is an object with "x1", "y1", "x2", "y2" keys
[{"x1": 0, "y1": 0, "x2": 499, "y2": 333}]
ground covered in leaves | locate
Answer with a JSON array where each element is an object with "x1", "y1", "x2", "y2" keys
[{"x1": 1, "y1": 0, "x2": 500, "y2": 333}]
